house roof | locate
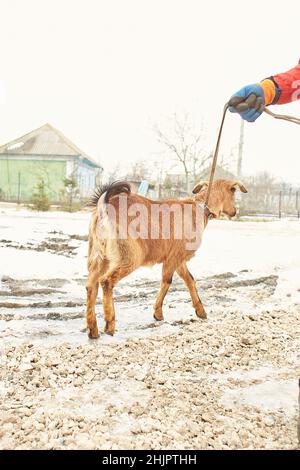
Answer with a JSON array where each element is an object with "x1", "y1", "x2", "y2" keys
[
  {"x1": 165, "y1": 165, "x2": 237, "y2": 186},
  {"x1": 0, "y1": 123, "x2": 101, "y2": 168},
  {"x1": 199, "y1": 164, "x2": 237, "y2": 181}
]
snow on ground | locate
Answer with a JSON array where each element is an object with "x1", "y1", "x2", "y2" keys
[{"x1": 0, "y1": 207, "x2": 299, "y2": 449}]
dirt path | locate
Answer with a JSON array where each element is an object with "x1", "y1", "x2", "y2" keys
[
  {"x1": 1, "y1": 305, "x2": 299, "y2": 449},
  {"x1": 0, "y1": 210, "x2": 299, "y2": 449}
]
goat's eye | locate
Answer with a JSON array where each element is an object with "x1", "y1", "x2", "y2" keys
[{"x1": 231, "y1": 187, "x2": 236, "y2": 193}]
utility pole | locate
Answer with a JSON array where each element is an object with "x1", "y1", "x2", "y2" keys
[{"x1": 237, "y1": 119, "x2": 244, "y2": 178}]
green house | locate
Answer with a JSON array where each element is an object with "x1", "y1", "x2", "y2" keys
[{"x1": 0, "y1": 123, "x2": 103, "y2": 202}]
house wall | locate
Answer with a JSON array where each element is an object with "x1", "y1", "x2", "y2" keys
[
  {"x1": 76, "y1": 159, "x2": 99, "y2": 198},
  {"x1": 0, "y1": 157, "x2": 66, "y2": 201}
]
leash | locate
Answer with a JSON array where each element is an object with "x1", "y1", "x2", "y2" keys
[
  {"x1": 263, "y1": 108, "x2": 300, "y2": 125},
  {"x1": 205, "y1": 104, "x2": 300, "y2": 209},
  {"x1": 205, "y1": 103, "x2": 229, "y2": 208}
]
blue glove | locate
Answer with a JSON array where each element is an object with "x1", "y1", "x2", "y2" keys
[{"x1": 228, "y1": 84, "x2": 265, "y2": 122}]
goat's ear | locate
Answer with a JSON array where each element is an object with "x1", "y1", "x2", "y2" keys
[
  {"x1": 231, "y1": 181, "x2": 248, "y2": 193},
  {"x1": 192, "y1": 181, "x2": 209, "y2": 194}
]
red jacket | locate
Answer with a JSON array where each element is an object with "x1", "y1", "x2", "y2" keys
[{"x1": 273, "y1": 60, "x2": 300, "y2": 104}]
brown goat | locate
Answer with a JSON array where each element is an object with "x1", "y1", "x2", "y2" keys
[{"x1": 86, "y1": 179, "x2": 247, "y2": 338}]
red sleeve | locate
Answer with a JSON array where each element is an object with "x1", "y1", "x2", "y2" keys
[{"x1": 273, "y1": 60, "x2": 300, "y2": 104}]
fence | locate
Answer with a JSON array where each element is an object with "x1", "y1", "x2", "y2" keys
[
  {"x1": 1, "y1": 178, "x2": 300, "y2": 219},
  {"x1": 159, "y1": 185, "x2": 300, "y2": 219},
  {"x1": 239, "y1": 189, "x2": 300, "y2": 219},
  {"x1": 0, "y1": 171, "x2": 82, "y2": 206}
]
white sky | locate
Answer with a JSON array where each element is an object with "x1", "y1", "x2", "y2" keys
[{"x1": 0, "y1": 0, "x2": 300, "y2": 184}]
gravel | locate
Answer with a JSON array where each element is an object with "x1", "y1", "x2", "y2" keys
[{"x1": 1, "y1": 305, "x2": 299, "y2": 450}]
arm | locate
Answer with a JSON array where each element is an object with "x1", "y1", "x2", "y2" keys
[
  {"x1": 229, "y1": 60, "x2": 300, "y2": 122},
  {"x1": 273, "y1": 60, "x2": 300, "y2": 104}
]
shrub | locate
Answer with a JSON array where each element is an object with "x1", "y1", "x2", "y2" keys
[
  {"x1": 60, "y1": 177, "x2": 81, "y2": 212},
  {"x1": 30, "y1": 179, "x2": 51, "y2": 211}
]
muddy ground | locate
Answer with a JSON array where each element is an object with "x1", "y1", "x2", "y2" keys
[{"x1": 0, "y1": 208, "x2": 299, "y2": 449}]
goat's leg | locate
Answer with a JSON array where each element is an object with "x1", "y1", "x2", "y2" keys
[
  {"x1": 101, "y1": 279, "x2": 116, "y2": 336},
  {"x1": 101, "y1": 264, "x2": 136, "y2": 335},
  {"x1": 86, "y1": 264, "x2": 101, "y2": 339},
  {"x1": 176, "y1": 262, "x2": 207, "y2": 319},
  {"x1": 153, "y1": 265, "x2": 175, "y2": 321}
]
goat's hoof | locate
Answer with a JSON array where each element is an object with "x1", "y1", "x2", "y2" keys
[
  {"x1": 153, "y1": 310, "x2": 164, "y2": 321},
  {"x1": 105, "y1": 330, "x2": 115, "y2": 336},
  {"x1": 195, "y1": 308, "x2": 207, "y2": 319},
  {"x1": 105, "y1": 328, "x2": 115, "y2": 336},
  {"x1": 105, "y1": 323, "x2": 115, "y2": 336},
  {"x1": 88, "y1": 327, "x2": 99, "y2": 339}
]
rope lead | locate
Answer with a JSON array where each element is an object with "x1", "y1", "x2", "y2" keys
[{"x1": 205, "y1": 104, "x2": 300, "y2": 208}]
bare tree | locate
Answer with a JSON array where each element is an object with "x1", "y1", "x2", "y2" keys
[
  {"x1": 245, "y1": 171, "x2": 277, "y2": 192},
  {"x1": 239, "y1": 171, "x2": 282, "y2": 216},
  {"x1": 106, "y1": 162, "x2": 121, "y2": 184},
  {"x1": 154, "y1": 113, "x2": 211, "y2": 191},
  {"x1": 128, "y1": 159, "x2": 151, "y2": 181}
]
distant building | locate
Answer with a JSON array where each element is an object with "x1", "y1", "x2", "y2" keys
[
  {"x1": 198, "y1": 164, "x2": 237, "y2": 181},
  {"x1": 0, "y1": 123, "x2": 103, "y2": 202},
  {"x1": 162, "y1": 165, "x2": 237, "y2": 199},
  {"x1": 127, "y1": 179, "x2": 157, "y2": 199},
  {"x1": 164, "y1": 173, "x2": 187, "y2": 188},
  {"x1": 165, "y1": 165, "x2": 237, "y2": 189}
]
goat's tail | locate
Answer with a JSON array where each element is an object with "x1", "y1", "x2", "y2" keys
[
  {"x1": 88, "y1": 181, "x2": 131, "y2": 268},
  {"x1": 104, "y1": 181, "x2": 131, "y2": 203},
  {"x1": 88, "y1": 181, "x2": 131, "y2": 207}
]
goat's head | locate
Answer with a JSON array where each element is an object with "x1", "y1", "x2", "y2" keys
[{"x1": 192, "y1": 179, "x2": 247, "y2": 218}]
